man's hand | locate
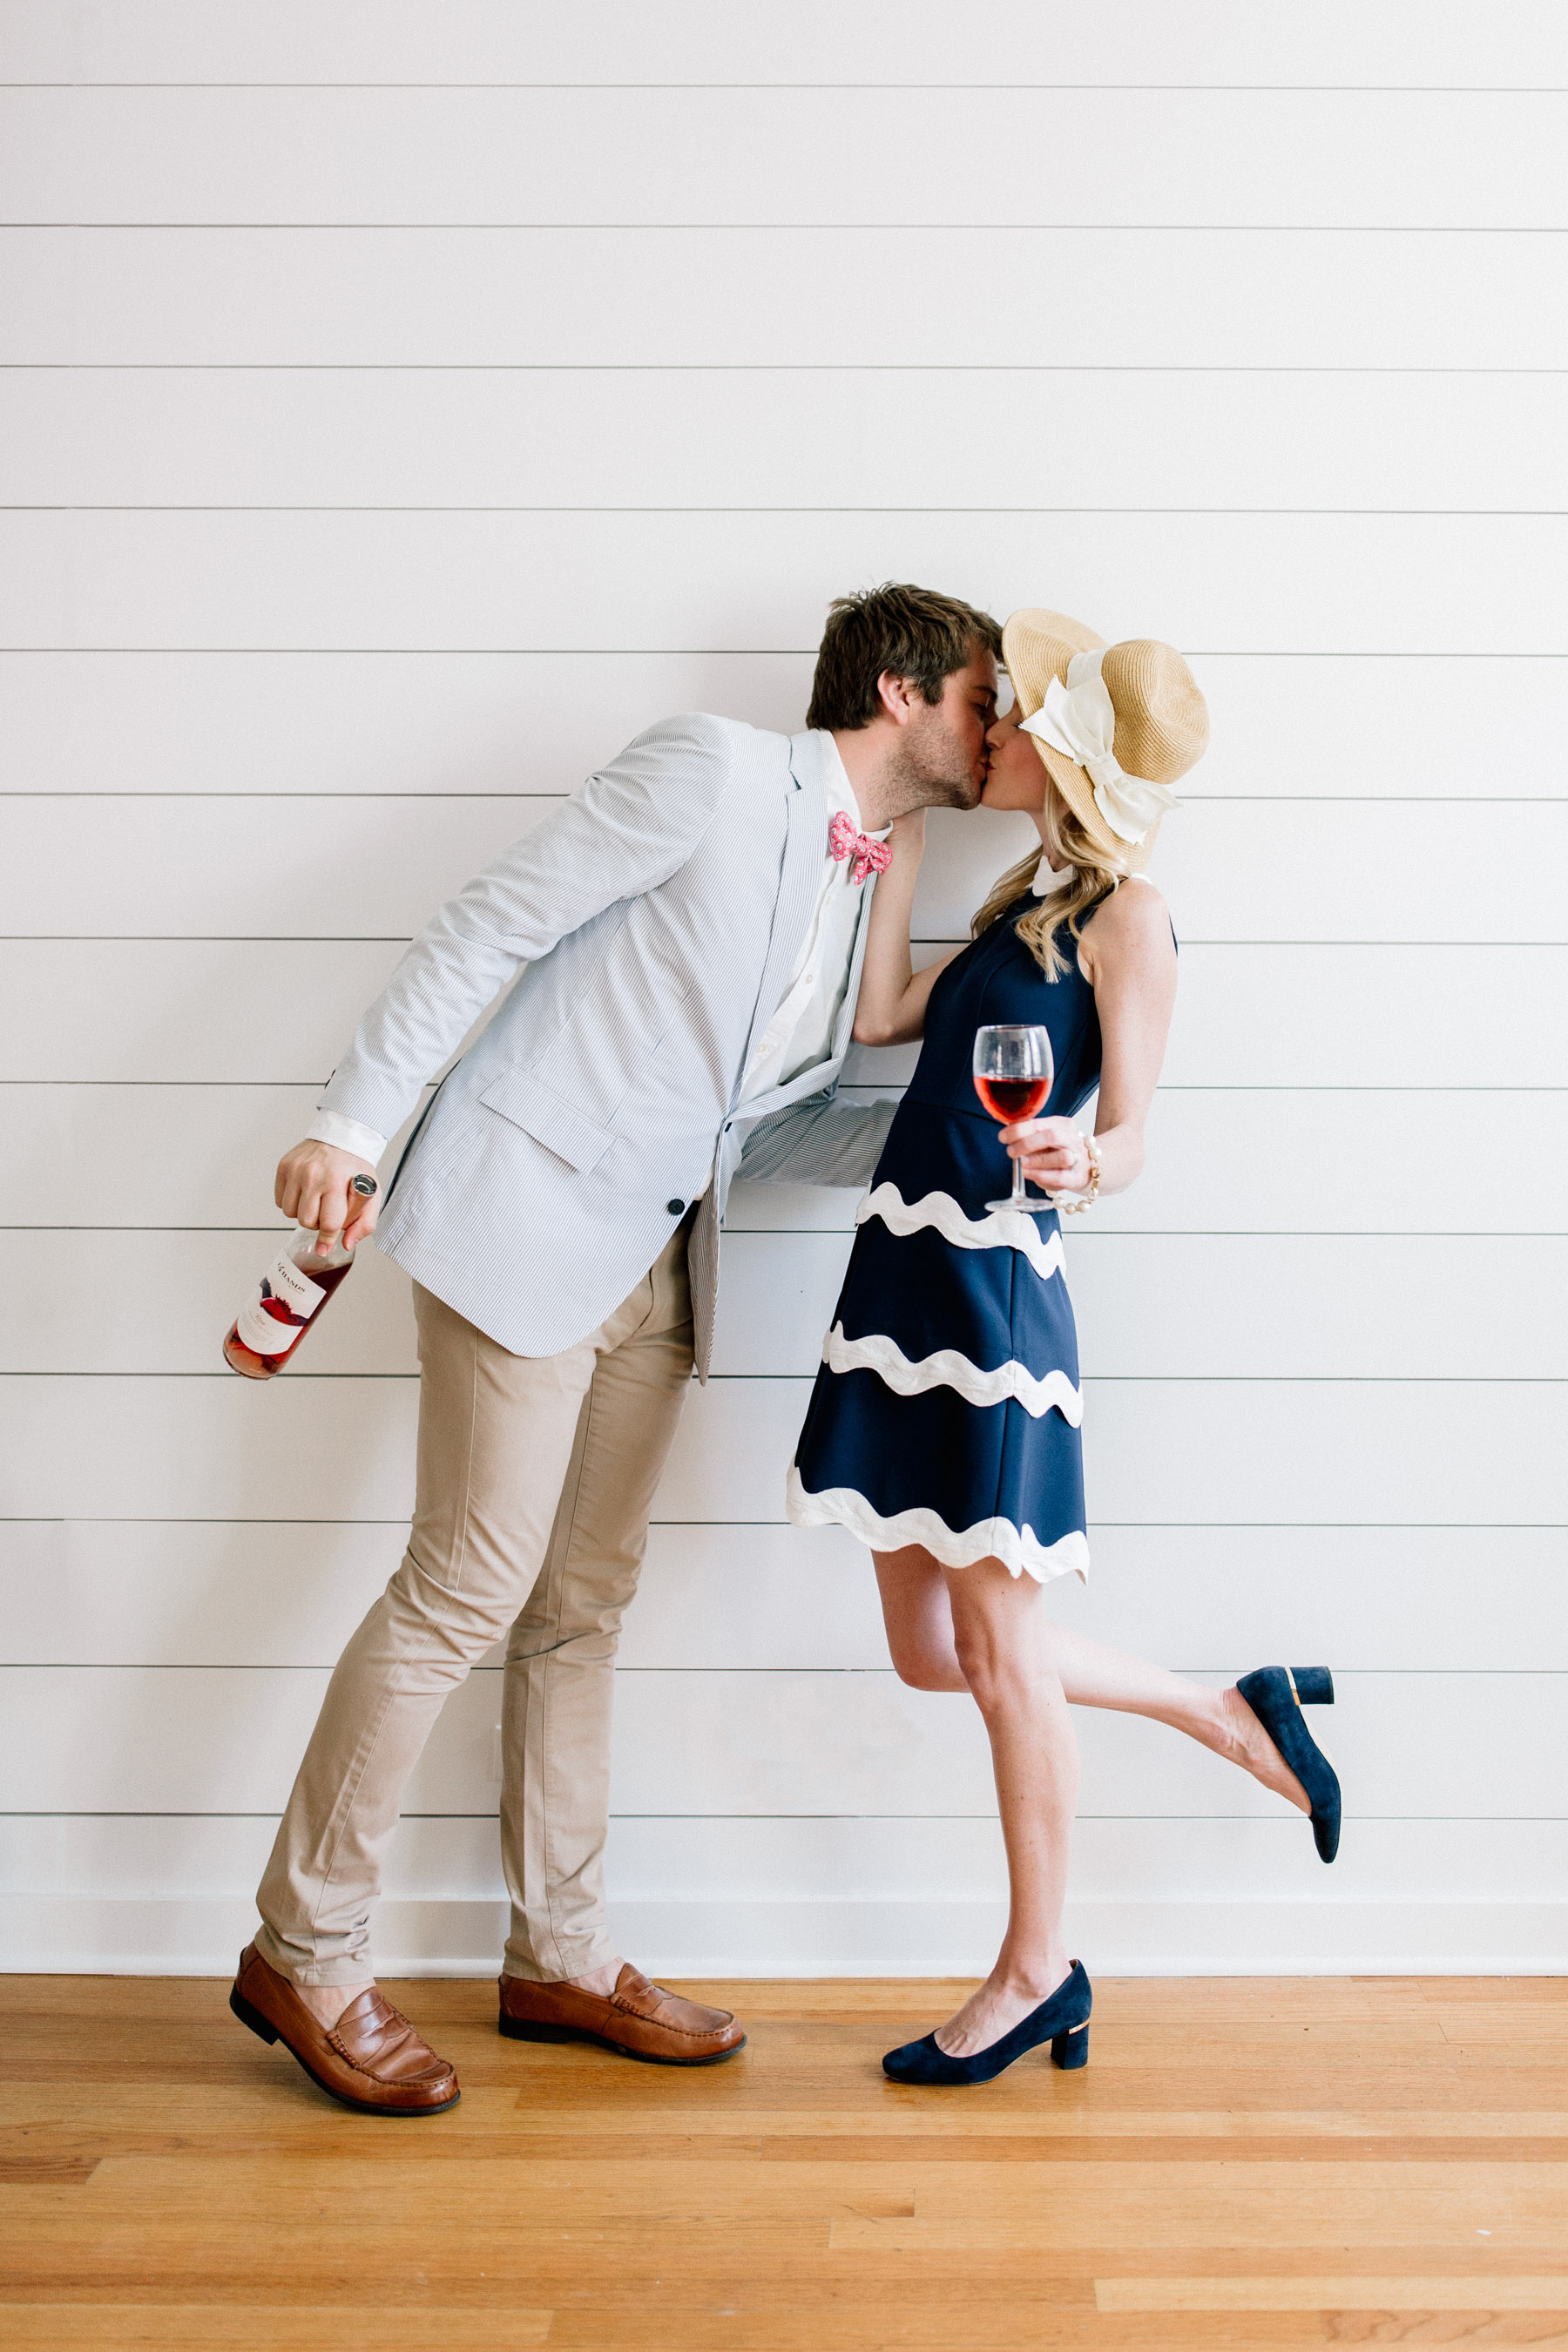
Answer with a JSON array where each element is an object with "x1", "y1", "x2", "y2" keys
[{"x1": 275, "y1": 1140, "x2": 381, "y2": 1253}]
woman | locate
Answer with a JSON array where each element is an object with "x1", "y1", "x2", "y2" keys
[{"x1": 787, "y1": 609, "x2": 1340, "y2": 2086}]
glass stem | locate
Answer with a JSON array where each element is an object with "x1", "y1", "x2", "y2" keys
[{"x1": 1010, "y1": 1146, "x2": 1029, "y2": 1207}]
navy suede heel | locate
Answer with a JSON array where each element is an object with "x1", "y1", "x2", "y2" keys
[
  {"x1": 1237, "y1": 1665, "x2": 1341, "y2": 1863},
  {"x1": 882, "y1": 1962, "x2": 1092, "y2": 2086}
]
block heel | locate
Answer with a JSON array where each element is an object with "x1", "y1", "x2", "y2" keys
[
  {"x1": 228, "y1": 1984, "x2": 280, "y2": 2044},
  {"x1": 1051, "y1": 2023, "x2": 1089, "y2": 2071},
  {"x1": 882, "y1": 1961, "x2": 1093, "y2": 2085},
  {"x1": 1237, "y1": 1664, "x2": 1342, "y2": 1864}
]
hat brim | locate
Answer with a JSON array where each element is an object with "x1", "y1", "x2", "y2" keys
[{"x1": 1001, "y1": 609, "x2": 1159, "y2": 873}]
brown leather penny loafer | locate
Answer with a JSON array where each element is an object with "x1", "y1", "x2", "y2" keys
[
  {"x1": 498, "y1": 1962, "x2": 745, "y2": 2065},
  {"x1": 230, "y1": 1943, "x2": 460, "y2": 2115}
]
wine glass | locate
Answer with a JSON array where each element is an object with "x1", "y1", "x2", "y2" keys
[{"x1": 973, "y1": 1024, "x2": 1055, "y2": 1213}]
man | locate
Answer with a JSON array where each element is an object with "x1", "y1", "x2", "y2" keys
[{"x1": 230, "y1": 583, "x2": 1001, "y2": 2112}]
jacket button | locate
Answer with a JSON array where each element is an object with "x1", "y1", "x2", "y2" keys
[{"x1": 666, "y1": 1198, "x2": 686, "y2": 1215}]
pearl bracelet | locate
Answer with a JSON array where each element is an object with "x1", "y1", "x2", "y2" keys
[{"x1": 1055, "y1": 1131, "x2": 1102, "y2": 1215}]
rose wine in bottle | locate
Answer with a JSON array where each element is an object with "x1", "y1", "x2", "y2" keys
[{"x1": 223, "y1": 1174, "x2": 377, "y2": 1380}]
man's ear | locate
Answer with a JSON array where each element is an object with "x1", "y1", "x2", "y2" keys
[{"x1": 875, "y1": 671, "x2": 923, "y2": 727}]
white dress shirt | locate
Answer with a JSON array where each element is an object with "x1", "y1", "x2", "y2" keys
[
  {"x1": 733, "y1": 743, "x2": 885, "y2": 1105},
  {"x1": 306, "y1": 736, "x2": 887, "y2": 1175}
]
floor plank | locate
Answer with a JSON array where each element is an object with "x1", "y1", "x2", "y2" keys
[{"x1": 3, "y1": 1976, "x2": 1567, "y2": 2349}]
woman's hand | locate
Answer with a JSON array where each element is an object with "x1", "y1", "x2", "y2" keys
[
  {"x1": 997, "y1": 880, "x2": 1178, "y2": 1206},
  {"x1": 999, "y1": 1114, "x2": 1093, "y2": 1197},
  {"x1": 851, "y1": 808, "x2": 958, "y2": 1046}
]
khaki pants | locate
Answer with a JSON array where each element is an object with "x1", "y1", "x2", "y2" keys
[{"x1": 255, "y1": 1220, "x2": 695, "y2": 1987}]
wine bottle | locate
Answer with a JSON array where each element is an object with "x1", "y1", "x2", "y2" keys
[{"x1": 223, "y1": 1173, "x2": 378, "y2": 1381}]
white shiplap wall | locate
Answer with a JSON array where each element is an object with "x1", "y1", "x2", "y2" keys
[{"x1": 3, "y1": 1, "x2": 1565, "y2": 1977}]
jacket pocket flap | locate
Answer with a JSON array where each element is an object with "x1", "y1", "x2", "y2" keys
[{"x1": 478, "y1": 1070, "x2": 614, "y2": 1173}]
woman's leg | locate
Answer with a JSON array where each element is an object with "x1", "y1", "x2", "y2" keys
[
  {"x1": 931, "y1": 1553, "x2": 1078, "y2": 2055},
  {"x1": 874, "y1": 1547, "x2": 1310, "y2": 1814},
  {"x1": 874, "y1": 1545, "x2": 968, "y2": 1690}
]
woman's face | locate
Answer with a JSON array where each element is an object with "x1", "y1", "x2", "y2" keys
[{"x1": 980, "y1": 700, "x2": 1048, "y2": 811}]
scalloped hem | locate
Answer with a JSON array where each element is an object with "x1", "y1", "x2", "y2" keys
[
  {"x1": 787, "y1": 1465, "x2": 1090, "y2": 1585},
  {"x1": 823, "y1": 1322, "x2": 1084, "y2": 1424},
  {"x1": 857, "y1": 1182, "x2": 1065, "y2": 1281}
]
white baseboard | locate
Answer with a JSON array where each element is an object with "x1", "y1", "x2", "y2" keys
[{"x1": 4, "y1": 1896, "x2": 1567, "y2": 1977}]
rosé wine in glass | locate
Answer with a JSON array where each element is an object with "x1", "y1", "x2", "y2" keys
[{"x1": 973, "y1": 1024, "x2": 1054, "y2": 1215}]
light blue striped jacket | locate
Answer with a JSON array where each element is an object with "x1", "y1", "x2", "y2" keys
[{"x1": 317, "y1": 714, "x2": 894, "y2": 1372}]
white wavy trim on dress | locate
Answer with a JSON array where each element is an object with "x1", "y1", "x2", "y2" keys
[
  {"x1": 822, "y1": 1322, "x2": 1084, "y2": 1424},
  {"x1": 787, "y1": 1463, "x2": 1090, "y2": 1585},
  {"x1": 857, "y1": 1182, "x2": 1066, "y2": 1281}
]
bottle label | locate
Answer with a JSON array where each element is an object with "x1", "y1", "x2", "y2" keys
[{"x1": 234, "y1": 1251, "x2": 328, "y2": 1355}]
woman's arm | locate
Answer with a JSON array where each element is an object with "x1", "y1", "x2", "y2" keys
[
  {"x1": 1002, "y1": 881, "x2": 1177, "y2": 1200},
  {"x1": 851, "y1": 811, "x2": 961, "y2": 1046}
]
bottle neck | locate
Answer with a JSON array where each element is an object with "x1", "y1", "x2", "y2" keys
[
  {"x1": 293, "y1": 1226, "x2": 355, "y2": 1272},
  {"x1": 292, "y1": 1174, "x2": 375, "y2": 1272}
]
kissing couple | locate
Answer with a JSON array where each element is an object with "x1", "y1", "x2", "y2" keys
[{"x1": 231, "y1": 582, "x2": 1340, "y2": 2109}]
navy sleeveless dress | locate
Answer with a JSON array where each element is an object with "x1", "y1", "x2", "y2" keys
[{"x1": 787, "y1": 896, "x2": 1109, "y2": 1585}]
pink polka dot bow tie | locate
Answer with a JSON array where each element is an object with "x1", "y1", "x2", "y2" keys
[{"x1": 828, "y1": 808, "x2": 892, "y2": 885}]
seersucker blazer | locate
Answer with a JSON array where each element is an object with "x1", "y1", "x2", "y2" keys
[{"x1": 317, "y1": 714, "x2": 896, "y2": 1374}]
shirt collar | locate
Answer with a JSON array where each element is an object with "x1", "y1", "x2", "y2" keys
[{"x1": 821, "y1": 734, "x2": 891, "y2": 841}]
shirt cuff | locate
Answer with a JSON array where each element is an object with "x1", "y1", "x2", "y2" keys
[{"x1": 304, "y1": 1111, "x2": 389, "y2": 1166}]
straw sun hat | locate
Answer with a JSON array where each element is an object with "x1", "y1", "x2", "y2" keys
[{"x1": 1001, "y1": 609, "x2": 1209, "y2": 875}]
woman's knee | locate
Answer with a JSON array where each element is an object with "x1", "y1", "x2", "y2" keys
[
  {"x1": 952, "y1": 1639, "x2": 1012, "y2": 1716},
  {"x1": 889, "y1": 1641, "x2": 961, "y2": 1693},
  {"x1": 875, "y1": 1546, "x2": 963, "y2": 1690},
  {"x1": 949, "y1": 1575, "x2": 1041, "y2": 1715}
]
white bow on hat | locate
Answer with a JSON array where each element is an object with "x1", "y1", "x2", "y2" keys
[{"x1": 1018, "y1": 649, "x2": 1181, "y2": 845}]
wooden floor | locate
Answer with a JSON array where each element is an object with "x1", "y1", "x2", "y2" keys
[{"x1": 3, "y1": 1975, "x2": 1568, "y2": 2348}]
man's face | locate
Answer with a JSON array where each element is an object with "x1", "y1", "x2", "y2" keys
[{"x1": 895, "y1": 649, "x2": 998, "y2": 811}]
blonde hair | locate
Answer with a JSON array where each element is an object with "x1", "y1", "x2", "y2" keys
[{"x1": 970, "y1": 782, "x2": 1128, "y2": 980}]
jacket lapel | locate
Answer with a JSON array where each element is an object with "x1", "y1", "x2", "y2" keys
[{"x1": 732, "y1": 729, "x2": 831, "y2": 1100}]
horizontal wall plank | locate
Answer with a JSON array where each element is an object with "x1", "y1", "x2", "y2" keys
[
  {"x1": 0, "y1": 649, "x2": 819, "y2": 794},
  {"x1": 0, "y1": 1227, "x2": 421, "y2": 1375},
  {"x1": 0, "y1": 1084, "x2": 437, "y2": 1227},
  {"x1": 3, "y1": 1521, "x2": 1563, "y2": 1675},
  {"x1": 11, "y1": 1887, "x2": 1565, "y2": 1977},
  {"x1": 0, "y1": 1660, "x2": 1557, "y2": 1819},
  {"x1": 718, "y1": 1232, "x2": 1563, "y2": 1382},
  {"x1": 1144, "y1": 947, "x2": 1565, "y2": 1087},
  {"x1": 6, "y1": 1, "x2": 1562, "y2": 89},
  {"x1": 3, "y1": 88, "x2": 1564, "y2": 228},
  {"x1": 0, "y1": 794, "x2": 558, "y2": 940},
  {"x1": 731, "y1": 1071, "x2": 1568, "y2": 1236},
  {"x1": 3, "y1": 940, "x2": 1559, "y2": 1085},
  {"x1": 3, "y1": 652, "x2": 1564, "y2": 804},
  {"x1": 4, "y1": 1084, "x2": 1567, "y2": 1239},
  {"x1": 0, "y1": 1374, "x2": 1558, "y2": 1524},
  {"x1": 0, "y1": 939, "x2": 404, "y2": 1081},
  {"x1": 8, "y1": 510, "x2": 1565, "y2": 653},
  {"x1": 0, "y1": 1227, "x2": 1556, "y2": 1380},
  {"x1": 7, "y1": 226, "x2": 1567, "y2": 371},
  {"x1": 12, "y1": 368, "x2": 1568, "y2": 512},
  {"x1": 5, "y1": 1816, "x2": 1565, "y2": 1923},
  {"x1": 9, "y1": 795, "x2": 1568, "y2": 949}
]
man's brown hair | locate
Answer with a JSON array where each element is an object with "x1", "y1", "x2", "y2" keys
[{"x1": 806, "y1": 581, "x2": 1003, "y2": 733}]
